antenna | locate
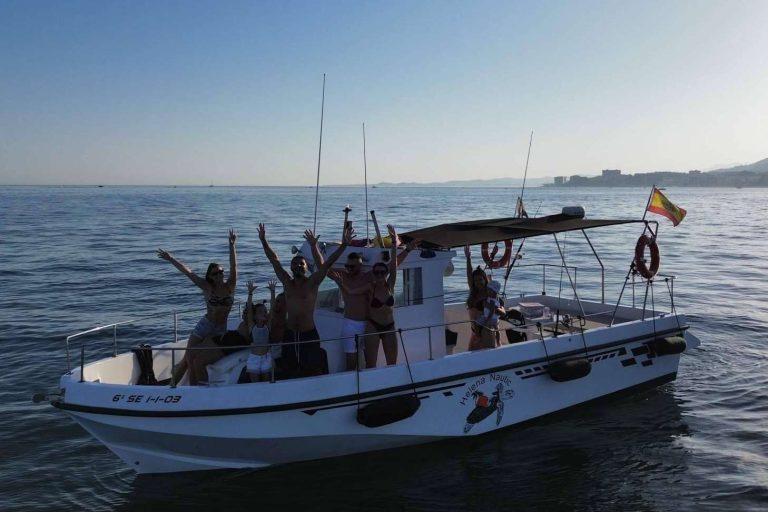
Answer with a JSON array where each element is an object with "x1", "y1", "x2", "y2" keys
[
  {"x1": 313, "y1": 74, "x2": 326, "y2": 233},
  {"x1": 363, "y1": 123, "x2": 369, "y2": 243},
  {"x1": 517, "y1": 130, "x2": 534, "y2": 218}
]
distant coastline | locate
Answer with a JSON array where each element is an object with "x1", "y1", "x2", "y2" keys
[
  {"x1": 3, "y1": 157, "x2": 766, "y2": 188},
  {"x1": 545, "y1": 157, "x2": 768, "y2": 188},
  {"x1": 376, "y1": 157, "x2": 768, "y2": 188}
]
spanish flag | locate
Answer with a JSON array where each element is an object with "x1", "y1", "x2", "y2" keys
[{"x1": 647, "y1": 187, "x2": 687, "y2": 226}]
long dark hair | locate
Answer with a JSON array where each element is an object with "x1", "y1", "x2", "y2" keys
[
  {"x1": 467, "y1": 266, "x2": 489, "y2": 307},
  {"x1": 205, "y1": 262, "x2": 221, "y2": 285}
]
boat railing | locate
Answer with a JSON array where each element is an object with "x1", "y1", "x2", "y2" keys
[
  {"x1": 506, "y1": 263, "x2": 588, "y2": 300},
  {"x1": 67, "y1": 316, "x2": 481, "y2": 386},
  {"x1": 64, "y1": 302, "x2": 247, "y2": 374},
  {"x1": 630, "y1": 272, "x2": 678, "y2": 319},
  {"x1": 65, "y1": 272, "x2": 679, "y2": 384},
  {"x1": 128, "y1": 309, "x2": 632, "y2": 387},
  {"x1": 506, "y1": 262, "x2": 677, "y2": 315}
]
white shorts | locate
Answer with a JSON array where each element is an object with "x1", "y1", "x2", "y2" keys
[
  {"x1": 246, "y1": 353, "x2": 273, "y2": 374},
  {"x1": 341, "y1": 319, "x2": 367, "y2": 353}
]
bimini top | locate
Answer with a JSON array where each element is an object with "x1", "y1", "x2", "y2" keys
[{"x1": 400, "y1": 211, "x2": 642, "y2": 249}]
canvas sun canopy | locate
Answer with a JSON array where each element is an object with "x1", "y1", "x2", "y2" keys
[{"x1": 400, "y1": 213, "x2": 642, "y2": 249}]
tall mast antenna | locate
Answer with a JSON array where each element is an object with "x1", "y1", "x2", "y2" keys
[
  {"x1": 518, "y1": 130, "x2": 534, "y2": 217},
  {"x1": 313, "y1": 74, "x2": 326, "y2": 233},
  {"x1": 362, "y1": 123, "x2": 370, "y2": 242}
]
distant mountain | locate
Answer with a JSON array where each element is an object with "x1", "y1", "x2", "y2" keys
[
  {"x1": 707, "y1": 157, "x2": 768, "y2": 174},
  {"x1": 374, "y1": 177, "x2": 550, "y2": 187}
]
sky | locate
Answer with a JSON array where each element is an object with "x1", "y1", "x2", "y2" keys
[{"x1": 1, "y1": 0, "x2": 766, "y2": 186}]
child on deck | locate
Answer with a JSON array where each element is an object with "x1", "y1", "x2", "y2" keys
[{"x1": 245, "y1": 280, "x2": 275, "y2": 382}]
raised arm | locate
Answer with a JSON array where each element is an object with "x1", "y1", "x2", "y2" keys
[
  {"x1": 245, "y1": 280, "x2": 256, "y2": 332},
  {"x1": 464, "y1": 245, "x2": 473, "y2": 288},
  {"x1": 258, "y1": 223, "x2": 291, "y2": 284},
  {"x1": 304, "y1": 229, "x2": 343, "y2": 284},
  {"x1": 226, "y1": 229, "x2": 238, "y2": 290},
  {"x1": 157, "y1": 249, "x2": 207, "y2": 289},
  {"x1": 310, "y1": 224, "x2": 352, "y2": 286},
  {"x1": 266, "y1": 279, "x2": 277, "y2": 331},
  {"x1": 387, "y1": 224, "x2": 400, "y2": 289}
]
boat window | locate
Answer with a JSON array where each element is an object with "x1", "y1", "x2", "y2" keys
[{"x1": 396, "y1": 268, "x2": 423, "y2": 306}]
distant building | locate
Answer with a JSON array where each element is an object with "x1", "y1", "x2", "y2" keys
[
  {"x1": 569, "y1": 175, "x2": 589, "y2": 185},
  {"x1": 602, "y1": 169, "x2": 621, "y2": 178},
  {"x1": 689, "y1": 170, "x2": 702, "y2": 175},
  {"x1": 554, "y1": 176, "x2": 565, "y2": 185}
]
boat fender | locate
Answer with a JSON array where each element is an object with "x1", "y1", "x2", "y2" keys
[
  {"x1": 650, "y1": 336, "x2": 686, "y2": 356},
  {"x1": 634, "y1": 235, "x2": 660, "y2": 279},
  {"x1": 548, "y1": 358, "x2": 592, "y2": 382},
  {"x1": 481, "y1": 240, "x2": 513, "y2": 269},
  {"x1": 357, "y1": 395, "x2": 421, "y2": 428}
]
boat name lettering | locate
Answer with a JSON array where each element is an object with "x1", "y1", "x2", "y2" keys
[
  {"x1": 112, "y1": 394, "x2": 182, "y2": 404},
  {"x1": 460, "y1": 373, "x2": 512, "y2": 405},
  {"x1": 460, "y1": 377, "x2": 486, "y2": 405},
  {"x1": 489, "y1": 372, "x2": 512, "y2": 387}
]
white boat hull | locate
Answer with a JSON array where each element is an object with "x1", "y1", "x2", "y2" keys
[{"x1": 56, "y1": 316, "x2": 688, "y2": 474}]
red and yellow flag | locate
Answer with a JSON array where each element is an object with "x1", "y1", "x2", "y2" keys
[{"x1": 647, "y1": 187, "x2": 686, "y2": 226}]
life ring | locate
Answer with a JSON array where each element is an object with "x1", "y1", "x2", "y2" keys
[
  {"x1": 481, "y1": 240, "x2": 513, "y2": 269},
  {"x1": 634, "y1": 235, "x2": 660, "y2": 279}
]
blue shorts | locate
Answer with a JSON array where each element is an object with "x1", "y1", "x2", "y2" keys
[{"x1": 191, "y1": 316, "x2": 227, "y2": 340}]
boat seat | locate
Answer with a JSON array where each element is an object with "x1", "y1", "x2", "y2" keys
[{"x1": 206, "y1": 349, "x2": 250, "y2": 385}]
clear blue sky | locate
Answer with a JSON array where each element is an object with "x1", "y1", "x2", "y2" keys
[{"x1": 1, "y1": 0, "x2": 766, "y2": 185}]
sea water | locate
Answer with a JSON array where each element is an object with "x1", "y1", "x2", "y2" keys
[{"x1": 1, "y1": 186, "x2": 767, "y2": 511}]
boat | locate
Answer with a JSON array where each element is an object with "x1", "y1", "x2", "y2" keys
[{"x1": 47, "y1": 206, "x2": 700, "y2": 474}]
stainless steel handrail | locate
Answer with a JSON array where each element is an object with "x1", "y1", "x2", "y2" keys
[
  {"x1": 508, "y1": 263, "x2": 579, "y2": 298},
  {"x1": 64, "y1": 305, "x2": 226, "y2": 374}
]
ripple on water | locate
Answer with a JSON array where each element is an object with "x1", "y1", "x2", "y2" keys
[{"x1": 2, "y1": 186, "x2": 768, "y2": 510}]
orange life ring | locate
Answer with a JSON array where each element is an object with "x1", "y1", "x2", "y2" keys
[
  {"x1": 481, "y1": 240, "x2": 513, "y2": 269},
  {"x1": 634, "y1": 235, "x2": 660, "y2": 279}
]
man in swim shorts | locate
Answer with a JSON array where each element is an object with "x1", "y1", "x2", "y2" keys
[{"x1": 258, "y1": 222, "x2": 351, "y2": 378}]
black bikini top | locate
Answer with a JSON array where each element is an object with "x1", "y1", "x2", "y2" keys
[{"x1": 371, "y1": 295, "x2": 395, "y2": 309}]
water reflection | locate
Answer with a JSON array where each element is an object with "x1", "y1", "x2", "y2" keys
[{"x1": 114, "y1": 388, "x2": 689, "y2": 511}]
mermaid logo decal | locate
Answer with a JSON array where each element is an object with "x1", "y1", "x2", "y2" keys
[{"x1": 462, "y1": 382, "x2": 515, "y2": 433}]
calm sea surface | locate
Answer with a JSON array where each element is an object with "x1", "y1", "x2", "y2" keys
[{"x1": 1, "y1": 186, "x2": 767, "y2": 511}]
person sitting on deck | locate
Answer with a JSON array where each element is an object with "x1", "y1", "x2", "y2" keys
[
  {"x1": 157, "y1": 229, "x2": 237, "y2": 385},
  {"x1": 258, "y1": 221, "x2": 352, "y2": 378},
  {"x1": 189, "y1": 281, "x2": 257, "y2": 384}
]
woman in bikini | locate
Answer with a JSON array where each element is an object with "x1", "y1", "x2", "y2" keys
[
  {"x1": 157, "y1": 229, "x2": 237, "y2": 385},
  {"x1": 464, "y1": 245, "x2": 490, "y2": 351},
  {"x1": 364, "y1": 260, "x2": 398, "y2": 368},
  {"x1": 341, "y1": 225, "x2": 415, "y2": 368}
]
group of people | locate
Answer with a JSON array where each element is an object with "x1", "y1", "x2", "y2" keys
[{"x1": 157, "y1": 220, "x2": 415, "y2": 385}]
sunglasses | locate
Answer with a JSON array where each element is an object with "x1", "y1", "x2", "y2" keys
[
  {"x1": 210, "y1": 270, "x2": 224, "y2": 276},
  {"x1": 373, "y1": 270, "x2": 388, "y2": 276}
]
